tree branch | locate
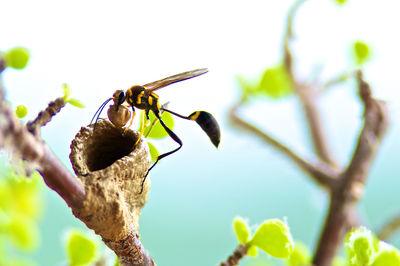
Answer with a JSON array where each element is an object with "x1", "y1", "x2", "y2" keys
[
  {"x1": 312, "y1": 71, "x2": 389, "y2": 266},
  {"x1": 283, "y1": 0, "x2": 338, "y2": 168},
  {"x1": 27, "y1": 97, "x2": 66, "y2": 136},
  {"x1": 229, "y1": 99, "x2": 337, "y2": 187},
  {"x1": 219, "y1": 244, "x2": 248, "y2": 266},
  {"x1": 0, "y1": 77, "x2": 84, "y2": 208},
  {"x1": 377, "y1": 213, "x2": 400, "y2": 241}
]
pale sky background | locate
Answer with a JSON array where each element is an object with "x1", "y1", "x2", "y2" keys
[{"x1": 1, "y1": 0, "x2": 400, "y2": 265}]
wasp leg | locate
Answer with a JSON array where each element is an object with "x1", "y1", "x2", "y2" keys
[
  {"x1": 139, "y1": 112, "x2": 183, "y2": 194},
  {"x1": 162, "y1": 108, "x2": 220, "y2": 148},
  {"x1": 135, "y1": 111, "x2": 150, "y2": 145}
]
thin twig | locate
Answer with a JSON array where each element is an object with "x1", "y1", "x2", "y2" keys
[
  {"x1": 283, "y1": 0, "x2": 338, "y2": 168},
  {"x1": 377, "y1": 213, "x2": 400, "y2": 241},
  {"x1": 0, "y1": 81, "x2": 84, "y2": 208},
  {"x1": 229, "y1": 99, "x2": 336, "y2": 187},
  {"x1": 27, "y1": 97, "x2": 66, "y2": 136},
  {"x1": 320, "y1": 70, "x2": 356, "y2": 91},
  {"x1": 220, "y1": 244, "x2": 248, "y2": 266},
  {"x1": 313, "y1": 72, "x2": 389, "y2": 266}
]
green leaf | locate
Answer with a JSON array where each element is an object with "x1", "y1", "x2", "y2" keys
[
  {"x1": 8, "y1": 216, "x2": 39, "y2": 250},
  {"x1": 286, "y1": 241, "x2": 311, "y2": 266},
  {"x1": 334, "y1": 0, "x2": 348, "y2": 5},
  {"x1": 233, "y1": 216, "x2": 250, "y2": 244},
  {"x1": 353, "y1": 237, "x2": 373, "y2": 264},
  {"x1": 7, "y1": 173, "x2": 43, "y2": 221},
  {"x1": 236, "y1": 75, "x2": 258, "y2": 100},
  {"x1": 345, "y1": 227, "x2": 374, "y2": 265},
  {"x1": 249, "y1": 219, "x2": 294, "y2": 258},
  {"x1": 62, "y1": 83, "x2": 71, "y2": 101},
  {"x1": 15, "y1": 105, "x2": 28, "y2": 118},
  {"x1": 332, "y1": 256, "x2": 349, "y2": 266},
  {"x1": 66, "y1": 230, "x2": 97, "y2": 266},
  {"x1": 144, "y1": 111, "x2": 174, "y2": 139},
  {"x1": 0, "y1": 210, "x2": 10, "y2": 232},
  {"x1": 247, "y1": 245, "x2": 258, "y2": 257},
  {"x1": 4, "y1": 47, "x2": 30, "y2": 69},
  {"x1": 258, "y1": 64, "x2": 294, "y2": 99},
  {"x1": 371, "y1": 248, "x2": 400, "y2": 266},
  {"x1": 353, "y1": 41, "x2": 370, "y2": 65},
  {"x1": 147, "y1": 141, "x2": 159, "y2": 162},
  {"x1": 114, "y1": 256, "x2": 120, "y2": 266},
  {"x1": 138, "y1": 110, "x2": 146, "y2": 133},
  {"x1": 67, "y1": 98, "x2": 85, "y2": 108}
]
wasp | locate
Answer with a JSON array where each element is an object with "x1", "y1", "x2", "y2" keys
[{"x1": 91, "y1": 68, "x2": 221, "y2": 192}]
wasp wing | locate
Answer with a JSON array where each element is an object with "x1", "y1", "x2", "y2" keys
[{"x1": 143, "y1": 68, "x2": 208, "y2": 93}]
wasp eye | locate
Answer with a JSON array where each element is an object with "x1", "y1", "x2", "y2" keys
[{"x1": 117, "y1": 91, "x2": 126, "y2": 106}]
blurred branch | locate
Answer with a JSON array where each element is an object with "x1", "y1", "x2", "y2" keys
[
  {"x1": 219, "y1": 244, "x2": 248, "y2": 266},
  {"x1": 377, "y1": 213, "x2": 400, "y2": 241},
  {"x1": 320, "y1": 70, "x2": 356, "y2": 91},
  {"x1": 229, "y1": 99, "x2": 337, "y2": 188},
  {"x1": 283, "y1": 0, "x2": 338, "y2": 169},
  {"x1": 0, "y1": 76, "x2": 84, "y2": 208},
  {"x1": 313, "y1": 71, "x2": 389, "y2": 265},
  {"x1": 27, "y1": 97, "x2": 66, "y2": 136}
]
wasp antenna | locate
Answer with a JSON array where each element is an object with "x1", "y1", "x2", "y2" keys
[
  {"x1": 90, "y1": 98, "x2": 113, "y2": 125},
  {"x1": 90, "y1": 98, "x2": 113, "y2": 131}
]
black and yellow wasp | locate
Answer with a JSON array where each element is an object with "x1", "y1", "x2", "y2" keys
[{"x1": 91, "y1": 68, "x2": 220, "y2": 192}]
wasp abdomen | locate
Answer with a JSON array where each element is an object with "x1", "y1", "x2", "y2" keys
[{"x1": 189, "y1": 111, "x2": 220, "y2": 148}]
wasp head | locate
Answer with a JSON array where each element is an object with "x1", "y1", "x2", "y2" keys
[{"x1": 112, "y1": 90, "x2": 127, "y2": 111}]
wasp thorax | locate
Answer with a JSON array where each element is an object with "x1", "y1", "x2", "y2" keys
[{"x1": 107, "y1": 104, "x2": 131, "y2": 128}]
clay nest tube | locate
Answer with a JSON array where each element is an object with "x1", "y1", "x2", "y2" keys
[{"x1": 69, "y1": 119, "x2": 151, "y2": 242}]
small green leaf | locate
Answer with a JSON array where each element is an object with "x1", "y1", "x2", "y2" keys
[
  {"x1": 332, "y1": 257, "x2": 348, "y2": 266},
  {"x1": 371, "y1": 248, "x2": 400, "y2": 266},
  {"x1": 66, "y1": 230, "x2": 97, "y2": 266},
  {"x1": 247, "y1": 245, "x2": 258, "y2": 257},
  {"x1": 233, "y1": 216, "x2": 250, "y2": 244},
  {"x1": 8, "y1": 216, "x2": 39, "y2": 250},
  {"x1": 15, "y1": 105, "x2": 28, "y2": 118},
  {"x1": 353, "y1": 237, "x2": 373, "y2": 264},
  {"x1": 334, "y1": 0, "x2": 348, "y2": 5},
  {"x1": 258, "y1": 64, "x2": 294, "y2": 99},
  {"x1": 144, "y1": 111, "x2": 174, "y2": 139},
  {"x1": 353, "y1": 41, "x2": 370, "y2": 65},
  {"x1": 62, "y1": 83, "x2": 71, "y2": 101},
  {"x1": 114, "y1": 256, "x2": 120, "y2": 266},
  {"x1": 286, "y1": 241, "x2": 311, "y2": 266},
  {"x1": 67, "y1": 98, "x2": 85, "y2": 108},
  {"x1": 147, "y1": 141, "x2": 159, "y2": 162},
  {"x1": 345, "y1": 227, "x2": 374, "y2": 265},
  {"x1": 236, "y1": 75, "x2": 258, "y2": 100},
  {"x1": 5, "y1": 47, "x2": 30, "y2": 69},
  {"x1": 7, "y1": 173, "x2": 43, "y2": 221},
  {"x1": 138, "y1": 111, "x2": 146, "y2": 133},
  {"x1": 249, "y1": 219, "x2": 294, "y2": 258}
]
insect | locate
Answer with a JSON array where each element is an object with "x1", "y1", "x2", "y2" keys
[{"x1": 91, "y1": 68, "x2": 221, "y2": 193}]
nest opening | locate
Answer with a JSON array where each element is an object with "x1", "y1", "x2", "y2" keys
[{"x1": 85, "y1": 126, "x2": 137, "y2": 172}]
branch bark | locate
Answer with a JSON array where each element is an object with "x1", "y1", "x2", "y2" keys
[
  {"x1": 229, "y1": 99, "x2": 336, "y2": 188},
  {"x1": 312, "y1": 72, "x2": 389, "y2": 266},
  {"x1": 377, "y1": 213, "x2": 400, "y2": 241},
  {"x1": 283, "y1": 0, "x2": 338, "y2": 169},
  {"x1": 220, "y1": 244, "x2": 248, "y2": 266}
]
